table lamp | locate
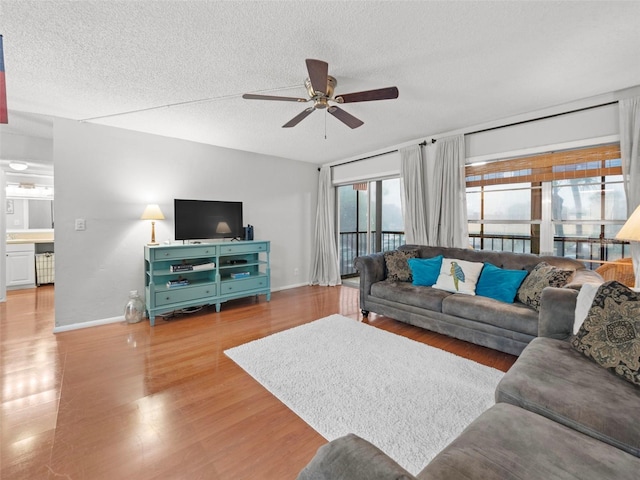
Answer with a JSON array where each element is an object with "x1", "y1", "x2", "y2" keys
[
  {"x1": 141, "y1": 204, "x2": 165, "y2": 245},
  {"x1": 616, "y1": 204, "x2": 640, "y2": 288}
]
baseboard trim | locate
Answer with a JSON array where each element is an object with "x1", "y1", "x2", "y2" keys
[
  {"x1": 272, "y1": 282, "x2": 311, "y2": 291},
  {"x1": 53, "y1": 315, "x2": 124, "y2": 333},
  {"x1": 52, "y1": 283, "x2": 334, "y2": 332}
]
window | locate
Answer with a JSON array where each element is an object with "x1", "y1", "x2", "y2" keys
[
  {"x1": 338, "y1": 178, "x2": 404, "y2": 276},
  {"x1": 552, "y1": 174, "x2": 629, "y2": 262},
  {"x1": 467, "y1": 183, "x2": 534, "y2": 253},
  {"x1": 466, "y1": 144, "x2": 630, "y2": 266}
]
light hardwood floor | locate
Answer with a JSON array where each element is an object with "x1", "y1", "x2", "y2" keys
[{"x1": 1, "y1": 284, "x2": 516, "y2": 479}]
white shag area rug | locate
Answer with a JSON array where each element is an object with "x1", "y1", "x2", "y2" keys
[{"x1": 224, "y1": 314, "x2": 503, "y2": 475}]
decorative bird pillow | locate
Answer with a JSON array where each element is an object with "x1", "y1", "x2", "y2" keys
[
  {"x1": 450, "y1": 261, "x2": 466, "y2": 291},
  {"x1": 433, "y1": 258, "x2": 485, "y2": 295}
]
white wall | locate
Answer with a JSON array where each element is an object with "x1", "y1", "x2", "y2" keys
[
  {"x1": 0, "y1": 169, "x2": 5, "y2": 302},
  {"x1": 0, "y1": 131, "x2": 52, "y2": 164},
  {"x1": 5, "y1": 197, "x2": 27, "y2": 229},
  {"x1": 53, "y1": 119, "x2": 317, "y2": 329}
]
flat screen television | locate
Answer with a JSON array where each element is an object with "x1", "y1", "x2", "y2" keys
[{"x1": 174, "y1": 199, "x2": 243, "y2": 241}]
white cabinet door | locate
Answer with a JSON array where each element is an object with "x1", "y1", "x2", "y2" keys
[{"x1": 6, "y1": 244, "x2": 36, "y2": 287}]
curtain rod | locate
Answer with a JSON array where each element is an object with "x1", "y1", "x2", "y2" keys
[
  {"x1": 465, "y1": 100, "x2": 618, "y2": 136},
  {"x1": 320, "y1": 100, "x2": 618, "y2": 172},
  {"x1": 321, "y1": 139, "x2": 436, "y2": 171}
]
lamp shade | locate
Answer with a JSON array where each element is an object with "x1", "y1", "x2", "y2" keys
[
  {"x1": 616, "y1": 205, "x2": 640, "y2": 242},
  {"x1": 215, "y1": 221, "x2": 232, "y2": 234},
  {"x1": 141, "y1": 204, "x2": 165, "y2": 221}
]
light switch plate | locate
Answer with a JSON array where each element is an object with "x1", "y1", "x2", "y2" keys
[{"x1": 75, "y1": 218, "x2": 86, "y2": 231}]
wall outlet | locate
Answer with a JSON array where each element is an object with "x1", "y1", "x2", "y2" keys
[
  {"x1": 75, "y1": 218, "x2": 86, "y2": 231},
  {"x1": 293, "y1": 268, "x2": 299, "y2": 276}
]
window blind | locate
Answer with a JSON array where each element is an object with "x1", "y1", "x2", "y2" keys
[{"x1": 466, "y1": 144, "x2": 621, "y2": 187}]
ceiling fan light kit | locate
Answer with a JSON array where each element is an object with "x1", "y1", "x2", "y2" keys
[{"x1": 242, "y1": 59, "x2": 398, "y2": 129}]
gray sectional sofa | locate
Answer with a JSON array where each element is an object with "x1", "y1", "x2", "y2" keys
[
  {"x1": 296, "y1": 286, "x2": 640, "y2": 480},
  {"x1": 354, "y1": 245, "x2": 601, "y2": 355}
]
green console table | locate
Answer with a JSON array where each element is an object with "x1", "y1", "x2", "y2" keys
[{"x1": 144, "y1": 240, "x2": 270, "y2": 325}]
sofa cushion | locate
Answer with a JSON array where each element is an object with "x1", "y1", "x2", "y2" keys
[
  {"x1": 571, "y1": 280, "x2": 640, "y2": 386},
  {"x1": 517, "y1": 261, "x2": 573, "y2": 311},
  {"x1": 476, "y1": 262, "x2": 528, "y2": 303},
  {"x1": 418, "y1": 402, "x2": 640, "y2": 480},
  {"x1": 408, "y1": 256, "x2": 443, "y2": 287},
  {"x1": 370, "y1": 281, "x2": 452, "y2": 312},
  {"x1": 384, "y1": 250, "x2": 418, "y2": 282},
  {"x1": 441, "y1": 294, "x2": 538, "y2": 336},
  {"x1": 496, "y1": 337, "x2": 640, "y2": 458},
  {"x1": 432, "y1": 258, "x2": 484, "y2": 295}
]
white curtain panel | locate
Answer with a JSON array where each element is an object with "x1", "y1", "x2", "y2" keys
[
  {"x1": 310, "y1": 166, "x2": 342, "y2": 286},
  {"x1": 430, "y1": 135, "x2": 469, "y2": 248},
  {"x1": 619, "y1": 96, "x2": 640, "y2": 287},
  {"x1": 400, "y1": 145, "x2": 429, "y2": 245}
]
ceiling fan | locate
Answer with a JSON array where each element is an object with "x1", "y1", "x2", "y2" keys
[{"x1": 242, "y1": 59, "x2": 399, "y2": 129}]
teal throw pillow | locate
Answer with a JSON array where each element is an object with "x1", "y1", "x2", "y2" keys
[
  {"x1": 476, "y1": 262, "x2": 529, "y2": 303},
  {"x1": 408, "y1": 256, "x2": 443, "y2": 287}
]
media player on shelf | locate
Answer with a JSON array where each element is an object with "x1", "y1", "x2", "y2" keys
[
  {"x1": 228, "y1": 259, "x2": 248, "y2": 265},
  {"x1": 230, "y1": 272, "x2": 251, "y2": 279}
]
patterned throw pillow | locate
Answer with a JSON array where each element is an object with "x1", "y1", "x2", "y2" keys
[
  {"x1": 384, "y1": 250, "x2": 418, "y2": 282},
  {"x1": 516, "y1": 262, "x2": 573, "y2": 311},
  {"x1": 571, "y1": 281, "x2": 640, "y2": 386}
]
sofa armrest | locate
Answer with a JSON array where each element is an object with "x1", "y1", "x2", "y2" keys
[
  {"x1": 296, "y1": 434, "x2": 416, "y2": 480},
  {"x1": 354, "y1": 253, "x2": 386, "y2": 310},
  {"x1": 538, "y1": 287, "x2": 578, "y2": 340},
  {"x1": 565, "y1": 268, "x2": 603, "y2": 290}
]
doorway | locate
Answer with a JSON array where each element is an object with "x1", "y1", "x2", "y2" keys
[{"x1": 337, "y1": 178, "x2": 404, "y2": 277}]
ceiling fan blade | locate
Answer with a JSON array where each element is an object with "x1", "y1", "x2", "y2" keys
[
  {"x1": 306, "y1": 59, "x2": 329, "y2": 95},
  {"x1": 328, "y1": 106, "x2": 364, "y2": 129},
  {"x1": 243, "y1": 93, "x2": 308, "y2": 103},
  {"x1": 336, "y1": 86, "x2": 399, "y2": 103},
  {"x1": 282, "y1": 107, "x2": 315, "y2": 128}
]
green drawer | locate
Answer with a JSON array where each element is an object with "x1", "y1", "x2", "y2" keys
[
  {"x1": 221, "y1": 276, "x2": 268, "y2": 294},
  {"x1": 219, "y1": 242, "x2": 267, "y2": 255},
  {"x1": 155, "y1": 283, "x2": 217, "y2": 306},
  {"x1": 152, "y1": 245, "x2": 217, "y2": 260}
]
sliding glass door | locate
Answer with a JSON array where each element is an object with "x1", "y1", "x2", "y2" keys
[{"x1": 338, "y1": 178, "x2": 404, "y2": 277}]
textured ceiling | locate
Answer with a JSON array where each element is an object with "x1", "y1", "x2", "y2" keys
[{"x1": 1, "y1": 1, "x2": 640, "y2": 165}]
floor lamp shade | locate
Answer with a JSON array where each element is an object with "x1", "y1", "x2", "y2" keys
[
  {"x1": 616, "y1": 205, "x2": 640, "y2": 242},
  {"x1": 616, "y1": 204, "x2": 640, "y2": 289},
  {"x1": 141, "y1": 204, "x2": 165, "y2": 245}
]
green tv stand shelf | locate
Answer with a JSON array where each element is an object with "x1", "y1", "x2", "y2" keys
[{"x1": 144, "y1": 240, "x2": 270, "y2": 326}]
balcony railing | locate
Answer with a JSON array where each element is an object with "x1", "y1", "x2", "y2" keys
[
  {"x1": 470, "y1": 234, "x2": 631, "y2": 270},
  {"x1": 341, "y1": 232, "x2": 630, "y2": 278},
  {"x1": 340, "y1": 231, "x2": 405, "y2": 276},
  {"x1": 469, "y1": 235, "x2": 531, "y2": 254}
]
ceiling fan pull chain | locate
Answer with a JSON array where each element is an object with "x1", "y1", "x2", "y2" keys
[{"x1": 324, "y1": 110, "x2": 327, "y2": 140}]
